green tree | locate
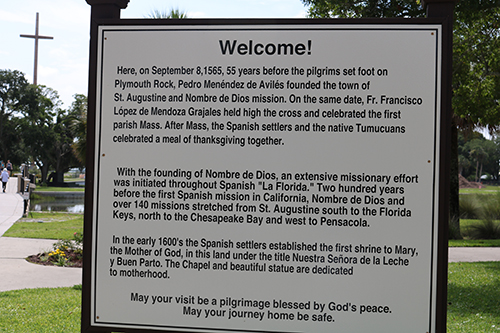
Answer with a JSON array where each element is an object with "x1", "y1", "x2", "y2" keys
[
  {"x1": 0, "y1": 70, "x2": 83, "y2": 182},
  {"x1": 146, "y1": 8, "x2": 188, "y2": 19},
  {"x1": 457, "y1": 131, "x2": 500, "y2": 181},
  {"x1": 0, "y1": 70, "x2": 30, "y2": 164},
  {"x1": 469, "y1": 144, "x2": 487, "y2": 182},
  {"x1": 478, "y1": 138, "x2": 499, "y2": 181},
  {"x1": 19, "y1": 84, "x2": 58, "y2": 183},
  {"x1": 450, "y1": 4, "x2": 500, "y2": 221},
  {"x1": 18, "y1": 85, "x2": 81, "y2": 183},
  {"x1": 70, "y1": 94, "x2": 87, "y2": 165},
  {"x1": 458, "y1": 154, "x2": 471, "y2": 176},
  {"x1": 302, "y1": 0, "x2": 424, "y2": 18},
  {"x1": 493, "y1": 134, "x2": 500, "y2": 179},
  {"x1": 301, "y1": 0, "x2": 500, "y2": 238},
  {"x1": 49, "y1": 107, "x2": 81, "y2": 183},
  {"x1": 453, "y1": 7, "x2": 500, "y2": 131},
  {"x1": 465, "y1": 136, "x2": 500, "y2": 181}
]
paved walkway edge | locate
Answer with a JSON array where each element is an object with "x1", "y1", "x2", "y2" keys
[{"x1": 0, "y1": 178, "x2": 24, "y2": 237}]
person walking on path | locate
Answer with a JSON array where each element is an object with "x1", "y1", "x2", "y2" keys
[
  {"x1": 1, "y1": 168, "x2": 9, "y2": 192},
  {"x1": 6, "y1": 160, "x2": 12, "y2": 175}
]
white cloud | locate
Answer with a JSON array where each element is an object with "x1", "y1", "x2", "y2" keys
[
  {"x1": 188, "y1": 11, "x2": 208, "y2": 18},
  {"x1": 0, "y1": 10, "x2": 33, "y2": 25},
  {"x1": 294, "y1": 10, "x2": 308, "y2": 18},
  {"x1": 39, "y1": 65, "x2": 59, "y2": 78}
]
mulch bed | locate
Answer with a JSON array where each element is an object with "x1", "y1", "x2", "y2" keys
[
  {"x1": 459, "y1": 174, "x2": 482, "y2": 189},
  {"x1": 26, "y1": 250, "x2": 82, "y2": 268}
]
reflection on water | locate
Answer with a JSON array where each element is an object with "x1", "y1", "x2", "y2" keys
[{"x1": 30, "y1": 199, "x2": 84, "y2": 213}]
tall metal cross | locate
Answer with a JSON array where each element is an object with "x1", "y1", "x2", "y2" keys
[{"x1": 20, "y1": 12, "x2": 54, "y2": 85}]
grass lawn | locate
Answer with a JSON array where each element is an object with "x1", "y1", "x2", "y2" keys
[
  {"x1": 0, "y1": 286, "x2": 82, "y2": 333},
  {"x1": 447, "y1": 262, "x2": 500, "y2": 332},
  {"x1": 2, "y1": 212, "x2": 83, "y2": 240},
  {"x1": 449, "y1": 239, "x2": 500, "y2": 247},
  {"x1": 459, "y1": 185, "x2": 500, "y2": 194},
  {"x1": 33, "y1": 186, "x2": 84, "y2": 192}
]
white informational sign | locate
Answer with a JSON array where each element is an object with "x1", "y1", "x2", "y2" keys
[{"x1": 91, "y1": 23, "x2": 442, "y2": 332}]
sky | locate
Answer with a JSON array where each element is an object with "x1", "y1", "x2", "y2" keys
[{"x1": 0, "y1": 0, "x2": 307, "y2": 109}]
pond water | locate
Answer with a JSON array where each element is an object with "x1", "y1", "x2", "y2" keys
[{"x1": 30, "y1": 198, "x2": 84, "y2": 213}]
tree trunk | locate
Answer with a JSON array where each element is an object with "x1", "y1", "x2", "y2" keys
[
  {"x1": 449, "y1": 121, "x2": 461, "y2": 238},
  {"x1": 35, "y1": 161, "x2": 50, "y2": 184},
  {"x1": 479, "y1": 162, "x2": 483, "y2": 183},
  {"x1": 54, "y1": 171, "x2": 64, "y2": 184}
]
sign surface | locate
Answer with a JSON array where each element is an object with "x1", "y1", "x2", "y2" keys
[{"x1": 90, "y1": 22, "x2": 442, "y2": 332}]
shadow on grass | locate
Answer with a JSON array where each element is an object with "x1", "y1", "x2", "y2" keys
[{"x1": 447, "y1": 262, "x2": 500, "y2": 331}]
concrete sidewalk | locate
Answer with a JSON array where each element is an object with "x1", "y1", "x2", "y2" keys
[
  {"x1": 0, "y1": 177, "x2": 82, "y2": 291},
  {"x1": 448, "y1": 247, "x2": 500, "y2": 262},
  {"x1": 0, "y1": 237, "x2": 82, "y2": 292},
  {"x1": 0, "y1": 177, "x2": 25, "y2": 237}
]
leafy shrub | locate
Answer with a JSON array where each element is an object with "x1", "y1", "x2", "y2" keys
[
  {"x1": 469, "y1": 218, "x2": 500, "y2": 239},
  {"x1": 459, "y1": 195, "x2": 479, "y2": 219},
  {"x1": 478, "y1": 192, "x2": 500, "y2": 221},
  {"x1": 459, "y1": 192, "x2": 500, "y2": 240},
  {"x1": 46, "y1": 232, "x2": 84, "y2": 267},
  {"x1": 449, "y1": 216, "x2": 463, "y2": 240},
  {"x1": 30, "y1": 193, "x2": 56, "y2": 201},
  {"x1": 48, "y1": 248, "x2": 68, "y2": 266}
]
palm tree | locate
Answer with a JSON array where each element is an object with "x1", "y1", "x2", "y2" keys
[
  {"x1": 70, "y1": 94, "x2": 87, "y2": 165},
  {"x1": 469, "y1": 146, "x2": 487, "y2": 182},
  {"x1": 146, "y1": 8, "x2": 188, "y2": 19},
  {"x1": 458, "y1": 154, "x2": 471, "y2": 176}
]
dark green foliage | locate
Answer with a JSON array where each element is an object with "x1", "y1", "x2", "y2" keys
[
  {"x1": 301, "y1": 0, "x2": 500, "y2": 239},
  {"x1": 472, "y1": 135, "x2": 498, "y2": 182},
  {"x1": 0, "y1": 70, "x2": 85, "y2": 183},
  {"x1": 453, "y1": 7, "x2": 500, "y2": 133},
  {"x1": 478, "y1": 192, "x2": 500, "y2": 220},
  {"x1": 70, "y1": 94, "x2": 87, "y2": 164},
  {"x1": 469, "y1": 192, "x2": 500, "y2": 239},
  {"x1": 0, "y1": 69, "x2": 30, "y2": 164},
  {"x1": 459, "y1": 195, "x2": 479, "y2": 219},
  {"x1": 146, "y1": 8, "x2": 188, "y2": 19},
  {"x1": 469, "y1": 219, "x2": 500, "y2": 239},
  {"x1": 301, "y1": 0, "x2": 425, "y2": 18}
]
